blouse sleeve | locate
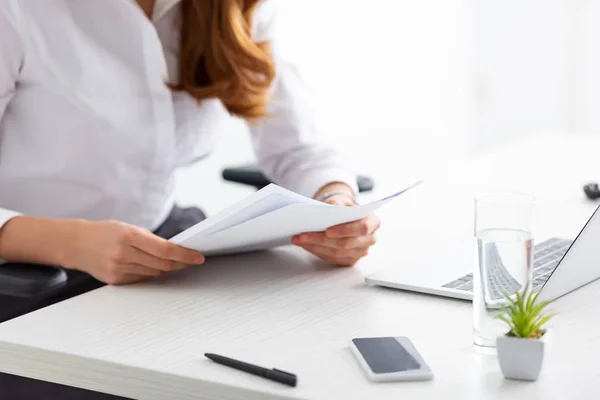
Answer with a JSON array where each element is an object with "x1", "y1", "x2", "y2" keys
[
  {"x1": 0, "y1": 3, "x2": 25, "y2": 229},
  {"x1": 248, "y1": 0, "x2": 358, "y2": 198}
]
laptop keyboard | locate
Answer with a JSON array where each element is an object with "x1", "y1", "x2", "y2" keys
[{"x1": 442, "y1": 238, "x2": 572, "y2": 299}]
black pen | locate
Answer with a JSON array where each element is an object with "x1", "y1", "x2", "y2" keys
[{"x1": 204, "y1": 353, "x2": 297, "y2": 387}]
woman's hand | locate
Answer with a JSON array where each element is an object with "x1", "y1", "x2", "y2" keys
[
  {"x1": 62, "y1": 220, "x2": 205, "y2": 285},
  {"x1": 292, "y1": 192, "x2": 381, "y2": 266}
]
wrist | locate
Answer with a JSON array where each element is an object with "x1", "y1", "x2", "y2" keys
[
  {"x1": 51, "y1": 219, "x2": 88, "y2": 269},
  {"x1": 316, "y1": 191, "x2": 357, "y2": 205},
  {"x1": 313, "y1": 182, "x2": 356, "y2": 201}
]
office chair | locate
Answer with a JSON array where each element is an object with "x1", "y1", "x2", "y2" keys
[
  {"x1": 0, "y1": 165, "x2": 374, "y2": 299},
  {"x1": 222, "y1": 163, "x2": 375, "y2": 192},
  {"x1": 0, "y1": 262, "x2": 68, "y2": 298}
]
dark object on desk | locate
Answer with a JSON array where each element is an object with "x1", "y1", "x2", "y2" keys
[
  {"x1": 222, "y1": 164, "x2": 374, "y2": 192},
  {"x1": 0, "y1": 263, "x2": 67, "y2": 298},
  {"x1": 204, "y1": 353, "x2": 297, "y2": 387},
  {"x1": 584, "y1": 182, "x2": 600, "y2": 200}
]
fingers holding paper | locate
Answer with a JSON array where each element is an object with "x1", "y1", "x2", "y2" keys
[
  {"x1": 325, "y1": 214, "x2": 381, "y2": 239},
  {"x1": 292, "y1": 214, "x2": 381, "y2": 266},
  {"x1": 61, "y1": 220, "x2": 205, "y2": 285}
]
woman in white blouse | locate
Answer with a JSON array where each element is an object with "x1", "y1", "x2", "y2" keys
[
  {"x1": 0, "y1": 0, "x2": 381, "y2": 290},
  {"x1": 1, "y1": 1, "x2": 381, "y2": 396}
]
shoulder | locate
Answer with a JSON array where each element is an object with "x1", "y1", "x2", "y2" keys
[{"x1": 253, "y1": 0, "x2": 282, "y2": 42}]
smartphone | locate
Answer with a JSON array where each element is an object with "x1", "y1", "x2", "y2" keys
[{"x1": 349, "y1": 336, "x2": 433, "y2": 382}]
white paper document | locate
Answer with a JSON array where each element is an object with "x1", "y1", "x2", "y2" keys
[{"x1": 170, "y1": 182, "x2": 421, "y2": 256}]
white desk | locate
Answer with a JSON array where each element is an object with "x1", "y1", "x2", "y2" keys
[{"x1": 1, "y1": 133, "x2": 600, "y2": 400}]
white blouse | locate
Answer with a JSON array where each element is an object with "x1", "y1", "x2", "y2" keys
[{"x1": 0, "y1": 0, "x2": 356, "y2": 231}]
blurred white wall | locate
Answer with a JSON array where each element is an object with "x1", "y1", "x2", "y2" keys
[
  {"x1": 175, "y1": 0, "x2": 600, "y2": 213},
  {"x1": 472, "y1": 0, "x2": 572, "y2": 151},
  {"x1": 275, "y1": 0, "x2": 474, "y2": 180},
  {"x1": 574, "y1": 0, "x2": 600, "y2": 133},
  {"x1": 473, "y1": 0, "x2": 600, "y2": 149}
]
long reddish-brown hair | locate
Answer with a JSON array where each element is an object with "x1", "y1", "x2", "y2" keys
[{"x1": 170, "y1": 0, "x2": 276, "y2": 121}]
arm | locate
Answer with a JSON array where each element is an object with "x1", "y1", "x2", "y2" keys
[
  {"x1": 0, "y1": 6, "x2": 44, "y2": 261},
  {"x1": 0, "y1": 8, "x2": 75, "y2": 266},
  {"x1": 249, "y1": 1, "x2": 358, "y2": 200},
  {"x1": 0, "y1": 7, "x2": 203, "y2": 282}
]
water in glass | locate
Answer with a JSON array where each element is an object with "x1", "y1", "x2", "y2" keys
[{"x1": 473, "y1": 227, "x2": 533, "y2": 353}]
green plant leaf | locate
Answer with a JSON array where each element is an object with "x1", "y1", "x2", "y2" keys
[
  {"x1": 526, "y1": 301, "x2": 551, "y2": 325},
  {"x1": 515, "y1": 288, "x2": 524, "y2": 315},
  {"x1": 530, "y1": 314, "x2": 555, "y2": 334},
  {"x1": 515, "y1": 312, "x2": 530, "y2": 337},
  {"x1": 505, "y1": 298, "x2": 517, "y2": 312},
  {"x1": 526, "y1": 284, "x2": 540, "y2": 311},
  {"x1": 495, "y1": 283, "x2": 557, "y2": 338}
]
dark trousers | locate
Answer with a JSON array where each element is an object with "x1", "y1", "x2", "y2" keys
[{"x1": 0, "y1": 206, "x2": 206, "y2": 400}]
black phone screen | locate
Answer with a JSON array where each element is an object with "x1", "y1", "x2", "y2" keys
[{"x1": 352, "y1": 337, "x2": 422, "y2": 374}]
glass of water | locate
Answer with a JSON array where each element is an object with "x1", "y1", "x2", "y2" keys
[{"x1": 473, "y1": 192, "x2": 535, "y2": 353}]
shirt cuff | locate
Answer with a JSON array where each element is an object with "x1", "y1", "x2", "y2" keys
[
  {"x1": 292, "y1": 168, "x2": 359, "y2": 199},
  {"x1": 0, "y1": 208, "x2": 22, "y2": 230}
]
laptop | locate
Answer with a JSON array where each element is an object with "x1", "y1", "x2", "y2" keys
[{"x1": 366, "y1": 204, "x2": 600, "y2": 303}]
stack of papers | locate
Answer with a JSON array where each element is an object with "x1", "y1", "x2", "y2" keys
[{"x1": 170, "y1": 182, "x2": 421, "y2": 256}]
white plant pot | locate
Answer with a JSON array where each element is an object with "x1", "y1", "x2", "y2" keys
[{"x1": 496, "y1": 332, "x2": 546, "y2": 381}]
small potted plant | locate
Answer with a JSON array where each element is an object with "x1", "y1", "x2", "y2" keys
[{"x1": 495, "y1": 286, "x2": 555, "y2": 381}]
